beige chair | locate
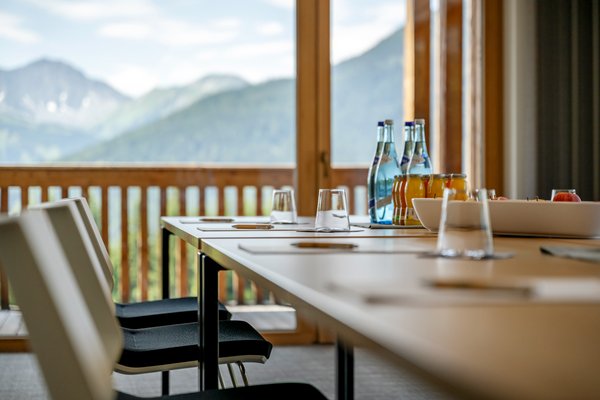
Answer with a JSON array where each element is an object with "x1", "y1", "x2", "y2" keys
[
  {"x1": 0, "y1": 210, "x2": 327, "y2": 400},
  {"x1": 30, "y1": 201, "x2": 272, "y2": 393},
  {"x1": 61, "y1": 196, "x2": 232, "y2": 328}
]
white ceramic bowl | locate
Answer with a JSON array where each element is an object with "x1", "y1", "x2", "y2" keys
[{"x1": 412, "y1": 198, "x2": 600, "y2": 238}]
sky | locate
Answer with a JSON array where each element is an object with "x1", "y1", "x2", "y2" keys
[{"x1": 0, "y1": 0, "x2": 405, "y2": 98}]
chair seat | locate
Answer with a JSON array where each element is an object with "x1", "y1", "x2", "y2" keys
[
  {"x1": 116, "y1": 383, "x2": 328, "y2": 400},
  {"x1": 119, "y1": 320, "x2": 272, "y2": 369},
  {"x1": 116, "y1": 297, "x2": 231, "y2": 329}
]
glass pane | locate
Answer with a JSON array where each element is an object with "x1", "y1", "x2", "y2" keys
[
  {"x1": 0, "y1": 0, "x2": 295, "y2": 164},
  {"x1": 0, "y1": 1, "x2": 296, "y2": 304},
  {"x1": 331, "y1": 0, "x2": 406, "y2": 213}
]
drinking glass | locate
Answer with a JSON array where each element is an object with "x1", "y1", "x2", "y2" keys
[
  {"x1": 436, "y1": 188, "x2": 494, "y2": 259},
  {"x1": 270, "y1": 189, "x2": 297, "y2": 224},
  {"x1": 315, "y1": 189, "x2": 350, "y2": 232}
]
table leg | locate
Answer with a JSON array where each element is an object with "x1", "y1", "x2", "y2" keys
[
  {"x1": 336, "y1": 337, "x2": 354, "y2": 400},
  {"x1": 199, "y1": 253, "x2": 219, "y2": 391},
  {"x1": 161, "y1": 227, "x2": 171, "y2": 300},
  {"x1": 161, "y1": 228, "x2": 171, "y2": 395}
]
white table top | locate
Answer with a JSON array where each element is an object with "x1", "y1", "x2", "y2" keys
[
  {"x1": 161, "y1": 215, "x2": 435, "y2": 249},
  {"x1": 201, "y1": 236, "x2": 600, "y2": 400}
]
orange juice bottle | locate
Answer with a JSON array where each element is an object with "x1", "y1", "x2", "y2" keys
[
  {"x1": 398, "y1": 175, "x2": 408, "y2": 225},
  {"x1": 404, "y1": 174, "x2": 425, "y2": 225},
  {"x1": 392, "y1": 175, "x2": 401, "y2": 225}
]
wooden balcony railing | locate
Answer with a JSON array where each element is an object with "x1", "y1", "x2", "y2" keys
[{"x1": 0, "y1": 164, "x2": 367, "y2": 311}]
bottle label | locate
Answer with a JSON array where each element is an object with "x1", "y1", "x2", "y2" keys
[
  {"x1": 400, "y1": 155, "x2": 410, "y2": 165},
  {"x1": 380, "y1": 154, "x2": 392, "y2": 163},
  {"x1": 411, "y1": 154, "x2": 425, "y2": 165},
  {"x1": 375, "y1": 195, "x2": 392, "y2": 208}
]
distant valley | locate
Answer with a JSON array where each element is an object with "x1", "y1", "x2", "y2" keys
[{"x1": 0, "y1": 28, "x2": 404, "y2": 164}]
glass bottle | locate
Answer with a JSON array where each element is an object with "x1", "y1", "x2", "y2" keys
[
  {"x1": 408, "y1": 119, "x2": 433, "y2": 175},
  {"x1": 373, "y1": 119, "x2": 401, "y2": 224},
  {"x1": 367, "y1": 121, "x2": 385, "y2": 223},
  {"x1": 399, "y1": 121, "x2": 415, "y2": 175},
  {"x1": 397, "y1": 122, "x2": 415, "y2": 224},
  {"x1": 404, "y1": 174, "x2": 426, "y2": 225}
]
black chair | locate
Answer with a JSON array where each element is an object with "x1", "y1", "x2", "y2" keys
[
  {"x1": 0, "y1": 210, "x2": 328, "y2": 400},
  {"x1": 32, "y1": 201, "x2": 272, "y2": 393}
]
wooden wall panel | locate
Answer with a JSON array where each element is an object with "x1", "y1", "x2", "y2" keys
[
  {"x1": 444, "y1": 0, "x2": 463, "y2": 174},
  {"x1": 484, "y1": 0, "x2": 504, "y2": 193}
]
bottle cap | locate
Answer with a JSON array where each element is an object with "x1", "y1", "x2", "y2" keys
[
  {"x1": 377, "y1": 121, "x2": 384, "y2": 126},
  {"x1": 415, "y1": 119, "x2": 425, "y2": 125},
  {"x1": 404, "y1": 121, "x2": 414, "y2": 127},
  {"x1": 384, "y1": 119, "x2": 394, "y2": 125}
]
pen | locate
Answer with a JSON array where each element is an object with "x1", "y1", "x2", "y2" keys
[
  {"x1": 232, "y1": 224, "x2": 274, "y2": 230},
  {"x1": 200, "y1": 217, "x2": 235, "y2": 223},
  {"x1": 292, "y1": 242, "x2": 357, "y2": 249},
  {"x1": 425, "y1": 279, "x2": 532, "y2": 295}
]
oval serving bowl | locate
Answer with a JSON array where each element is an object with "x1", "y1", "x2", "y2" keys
[{"x1": 412, "y1": 198, "x2": 600, "y2": 238}]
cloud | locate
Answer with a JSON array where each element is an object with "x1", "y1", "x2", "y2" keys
[
  {"x1": 106, "y1": 64, "x2": 159, "y2": 97},
  {"x1": 99, "y1": 23, "x2": 150, "y2": 40},
  {"x1": 332, "y1": 1, "x2": 405, "y2": 63},
  {"x1": 0, "y1": 11, "x2": 40, "y2": 43},
  {"x1": 98, "y1": 17, "x2": 240, "y2": 47},
  {"x1": 229, "y1": 40, "x2": 292, "y2": 58},
  {"x1": 257, "y1": 21, "x2": 284, "y2": 36},
  {"x1": 262, "y1": 0, "x2": 294, "y2": 10},
  {"x1": 23, "y1": 0, "x2": 157, "y2": 21}
]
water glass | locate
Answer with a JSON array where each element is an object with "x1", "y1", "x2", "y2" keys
[
  {"x1": 436, "y1": 188, "x2": 494, "y2": 259},
  {"x1": 270, "y1": 189, "x2": 297, "y2": 224},
  {"x1": 315, "y1": 189, "x2": 350, "y2": 232}
]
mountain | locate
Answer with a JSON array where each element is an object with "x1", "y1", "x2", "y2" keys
[
  {"x1": 93, "y1": 75, "x2": 249, "y2": 139},
  {"x1": 331, "y1": 28, "x2": 404, "y2": 162},
  {"x1": 0, "y1": 114, "x2": 96, "y2": 162},
  {"x1": 66, "y1": 28, "x2": 404, "y2": 163},
  {"x1": 67, "y1": 78, "x2": 294, "y2": 162},
  {"x1": 0, "y1": 60, "x2": 252, "y2": 162},
  {"x1": 0, "y1": 58, "x2": 129, "y2": 129}
]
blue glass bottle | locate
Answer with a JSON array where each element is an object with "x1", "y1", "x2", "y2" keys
[
  {"x1": 399, "y1": 121, "x2": 415, "y2": 175},
  {"x1": 408, "y1": 119, "x2": 432, "y2": 174},
  {"x1": 368, "y1": 121, "x2": 385, "y2": 223},
  {"x1": 373, "y1": 119, "x2": 401, "y2": 224}
]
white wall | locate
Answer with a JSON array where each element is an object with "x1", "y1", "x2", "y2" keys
[{"x1": 503, "y1": 0, "x2": 537, "y2": 199}]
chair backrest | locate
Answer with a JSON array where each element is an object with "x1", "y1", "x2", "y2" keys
[
  {"x1": 71, "y1": 197, "x2": 114, "y2": 291},
  {"x1": 28, "y1": 200, "x2": 122, "y2": 360},
  {"x1": 0, "y1": 210, "x2": 121, "y2": 400},
  {"x1": 32, "y1": 197, "x2": 114, "y2": 291}
]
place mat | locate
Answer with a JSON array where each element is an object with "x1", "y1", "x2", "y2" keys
[
  {"x1": 239, "y1": 242, "x2": 428, "y2": 255},
  {"x1": 540, "y1": 245, "x2": 600, "y2": 263},
  {"x1": 329, "y1": 277, "x2": 600, "y2": 306},
  {"x1": 352, "y1": 223, "x2": 424, "y2": 229}
]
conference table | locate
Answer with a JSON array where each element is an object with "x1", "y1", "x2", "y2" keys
[{"x1": 161, "y1": 216, "x2": 600, "y2": 400}]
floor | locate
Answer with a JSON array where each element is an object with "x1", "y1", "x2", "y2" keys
[{"x1": 0, "y1": 345, "x2": 455, "y2": 399}]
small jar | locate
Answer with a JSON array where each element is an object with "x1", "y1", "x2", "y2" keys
[
  {"x1": 449, "y1": 173, "x2": 468, "y2": 200},
  {"x1": 427, "y1": 174, "x2": 449, "y2": 199}
]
